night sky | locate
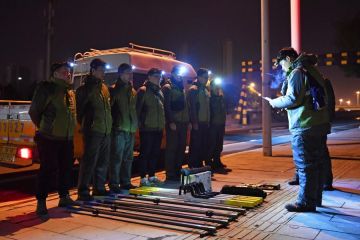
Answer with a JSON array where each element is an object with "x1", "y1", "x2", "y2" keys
[{"x1": 1, "y1": 0, "x2": 360, "y2": 102}]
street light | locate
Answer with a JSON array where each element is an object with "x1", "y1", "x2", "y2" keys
[
  {"x1": 249, "y1": 82, "x2": 256, "y2": 88},
  {"x1": 346, "y1": 100, "x2": 351, "y2": 106},
  {"x1": 339, "y1": 98, "x2": 343, "y2": 105},
  {"x1": 356, "y1": 91, "x2": 360, "y2": 106}
]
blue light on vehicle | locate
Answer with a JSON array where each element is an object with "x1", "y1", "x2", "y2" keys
[
  {"x1": 132, "y1": 65, "x2": 136, "y2": 70},
  {"x1": 214, "y1": 77, "x2": 222, "y2": 85},
  {"x1": 161, "y1": 70, "x2": 166, "y2": 75},
  {"x1": 208, "y1": 70, "x2": 212, "y2": 75},
  {"x1": 178, "y1": 66, "x2": 187, "y2": 76},
  {"x1": 69, "y1": 62, "x2": 76, "y2": 67},
  {"x1": 105, "y1": 64, "x2": 111, "y2": 70}
]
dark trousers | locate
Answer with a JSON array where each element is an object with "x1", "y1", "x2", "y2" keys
[
  {"x1": 165, "y1": 123, "x2": 188, "y2": 180},
  {"x1": 78, "y1": 133, "x2": 110, "y2": 196},
  {"x1": 109, "y1": 131, "x2": 135, "y2": 188},
  {"x1": 139, "y1": 130, "x2": 163, "y2": 178},
  {"x1": 35, "y1": 134, "x2": 74, "y2": 200},
  {"x1": 207, "y1": 124, "x2": 225, "y2": 166},
  {"x1": 322, "y1": 135, "x2": 333, "y2": 187},
  {"x1": 188, "y1": 123, "x2": 209, "y2": 168},
  {"x1": 292, "y1": 133, "x2": 324, "y2": 207},
  {"x1": 292, "y1": 134, "x2": 333, "y2": 188}
]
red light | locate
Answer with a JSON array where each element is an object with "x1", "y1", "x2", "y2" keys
[{"x1": 17, "y1": 148, "x2": 32, "y2": 159}]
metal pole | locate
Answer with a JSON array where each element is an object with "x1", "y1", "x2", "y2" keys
[
  {"x1": 45, "y1": 0, "x2": 54, "y2": 79},
  {"x1": 261, "y1": 0, "x2": 272, "y2": 156},
  {"x1": 115, "y1": 194, "x2": 245, "y2": 213},
  {"x1": 68, "y1": 205, "x2": 217, "y2": 236},
  {"x1": 356, "y1": 91, "x2": 360, "y2": 106},
  {"x1": 291, "y1": 0, "x2": 301, "y2": 52},
  {"x1": 84, "y1": 201, "x2": 229, "y2": 226}
]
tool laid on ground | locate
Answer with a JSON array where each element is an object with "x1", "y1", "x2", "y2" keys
[
  {"x1": 129, "y1": 186, "x2": 263, "y2": 208},
  {"x1": 220, "y1": 185, "x2": 267, "y2": 199},
  {"x1": 68, "y1": 205, "x2": 217, "y2": 237},
  {"x1": 101, "y1": 197, "x2": 239, "y2": 221},
  {"x1": 116, "y1": 192, "x2": 246, "y2": 213},
  {"x1": 237, "y1": 183, "x2": 281, "y2": 191},
  {"x1": 181, "y1": 182, "x2": 219, "y2": 199},
  {"x1": 84, "y1": 200, "x2": 230, "y2": 227}
]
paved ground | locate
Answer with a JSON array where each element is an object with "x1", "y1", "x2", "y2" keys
[{"x1": 0, "y1": 127, "x2": 359, "y2": 240}]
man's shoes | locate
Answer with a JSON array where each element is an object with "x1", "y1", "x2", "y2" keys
[
  {"x1": 323, "y1": 185, "x2": 335, "y2": 191},
  {"x1": 58, "y1": 195, "x2": 76, "y2": 207},
  {"x1": 92, "y1": 189, "x2": 109, "y2": 197},
  {"x1": 77, "y1": 194, "x2": 94, "y2": 202},
  {"x1": 285, "y1": 203, "x2": 316, "y2": 212},
  {"x1": 149, "y1": 176, "x2": 163, "y2": 186},
  {"x1": 109, "y1": 185, "x2": 122, "y2": 194},
  {"x1": 121, "y1": 184, "x2": 137, "y2": 190},
  {"x1": 140, "y1": 177, "x2": 152, "y2": 187},
  {"x1": 36, "y1": 199, "x2": 48, "y2": 216},
  {"x1": 288, "y1": 178, "x2": 299, "y2": 185},
  {"x1": 213, "y1": 162, "x2": 227, "y2": 169}
]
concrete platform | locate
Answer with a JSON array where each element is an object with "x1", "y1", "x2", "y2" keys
[{"x1": 1, "y1": 128, "x2": 359, "y2": 240}]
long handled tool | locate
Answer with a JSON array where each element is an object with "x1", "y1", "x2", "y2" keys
[
  {"x1": 68, "y1": 205, "x2": 217, "y2": 237},
  {"x1": 101, "y1": 198, "x2": 239, "y2": 221},
  {"x1": 84, "y1": 201, "x2": 229, "y2": 227},
  {"x1": 113, "y1": 194, "x2": 246, "y2": 214}
]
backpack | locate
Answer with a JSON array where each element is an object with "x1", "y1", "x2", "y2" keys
[{"x1": 302, "y1": 68, "x2": 336, "y2": 121}]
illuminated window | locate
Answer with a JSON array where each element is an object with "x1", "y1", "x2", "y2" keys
[
  {"x1": 248, "y1": 68, "x2": 253, "y2": 72},
  {"x1": 241, "y1": 61, "x2": 246, "y2": 66},
  {"x1": 326, "y1": 53, "x2": 333, "y2": 58},
  {"x1": 357, "y1": 59, "x2": 360, "y2": 64},
  {"x1": 341, "y1": 60, "x2": 347, "y2": 65},
  {"x1": 325, "y1": 61, "x2": 332, "y2": 66},
  {"x1": 242, "y1": 68, "x2": 246, "y2": 73},
  {"x1": 247, "y1": 61, "x2": 253, "y2": 65},
  {"x1": 341, "y1": 52, "x2": 348, "y2": 57}
]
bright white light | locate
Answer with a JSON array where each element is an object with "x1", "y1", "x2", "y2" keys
[
  {"x1": 17, "y1": 77, "x2": 22, "y2": 80},
  {"x1": 132, "y1": 65, "x2": 136, "y2": 70},
  {"x1": 178, "y1": 66, "x2": 187, "y2": 76},
  {"x1": 214, "y1": 77, "x2": 222, "y2": 85},
  {"x1": 105, "y1": 64, "x2": 111, "y2": 70},
  {"x1": 161, "y1": 70, "x2": 166, "y2": 75},
  {"x1": 249, "y1": 82, "x2": 256, "y2": 88},
  {"x1": 208, "y1": 70, "x2": 212, "y2": 75},
  {"x1": 69, "y1": 62, "x2": 76, "y2": 67},
  {"x1": 258, "y1": 93, "x2": 262, "y2": 97}
]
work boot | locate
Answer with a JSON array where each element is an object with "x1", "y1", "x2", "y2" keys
[
  {"x1": 140, "y1": 177, "x2": 151, "y2": 187},
  {"x1": 121, "y1": 184, "x2": 137, "y2": 190},
  {"x1": 323, "y1": 185, "x2": 335, "y2": 191},
  {"x1": 287, "y1": 174, "x2": 299, "y2": 185},
  {"x1": 58, "y1": 195, "x2": 76, "y2": 207},
  {"x1": 285, "y1": 203, "x2": 316, "y2": 212},
  {"x1": 149, "y1": 176, "x2": 164, "y2": 186},
  {"x1": 92, "y1": 189, "x2": 109, "y2": 197},
  {"x1": 77, "y1": 194, "x2": 94, "y2": 202},
  {"x1": 109, "y1": 186, "x2": 122, "y2": 194},
  {"x1": 36, "y1": 199, "x2": 48, "y2": 216}
]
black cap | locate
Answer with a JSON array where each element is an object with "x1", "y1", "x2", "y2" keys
[
  {"x1": 275, "y1": 47, "x2": 299, "y2": 65},
  {"x1": 147, "y1": 68, "x2": 162, "y2": 76},
  {"x1": 50, "y1": 62, "x2": 70, "y2": 76},
  {"x1": 90, "y1": 58, "x2": 106, "y2": 70},
  {"x1": 196, "y1": 68, "x2": 209, "y2": 78},
  {"x1": 118, "y1": 63, "x2": 132, "y2": 74}
]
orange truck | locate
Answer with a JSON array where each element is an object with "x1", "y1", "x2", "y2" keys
[{"x1": 0, "y1": 43, "x2": 196, "y2": 171}]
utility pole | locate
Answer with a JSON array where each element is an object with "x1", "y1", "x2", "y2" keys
[
  {"x1": 290, "y1": 0, "x2": 301, "y2": 53},
  {"x1": 261, "y1": 0, "x2": 272, "y2": 156},
  {"x1": 45, "y1": 0, "x2": 54, "y2": 79}
]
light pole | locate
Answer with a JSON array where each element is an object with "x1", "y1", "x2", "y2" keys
[
  {"x1": 346, "y1": 100, "x2": 351, "y2": 106},
  {"x1": 339, "y1": 98, "x2": 343, "y2": 106},
  {"x1": 356, "y1": 91, "x2": 360, "y2": 106},
  {"x1": 261, "y1": 0, "x2": 272, "y2": 156}
]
